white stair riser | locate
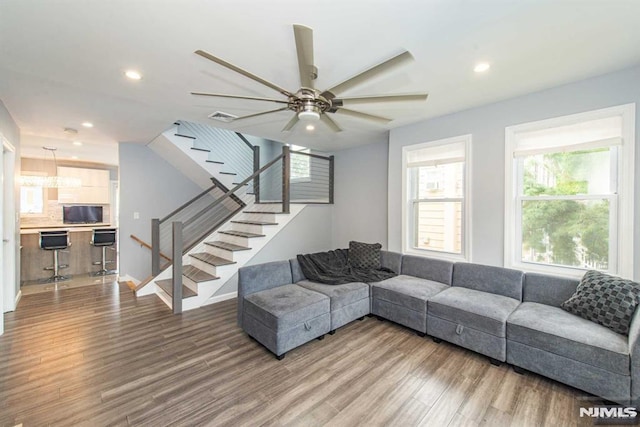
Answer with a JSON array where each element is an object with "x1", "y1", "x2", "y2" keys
[
  {"x1": 242, "y1": 212, "x2": 277, "y2": 223},
  {"x1": 231, "y1": 222, "x2": 265, "y2": 235},
  {"x1": 182, "y1": 275, "x2": 199, "y2": 294},
  {"x1": 188, "y1": 258, "x2": 219, "y2": 276},
  {"x1": 218, "y1": 234, "x2": 250, "y2": 247}
]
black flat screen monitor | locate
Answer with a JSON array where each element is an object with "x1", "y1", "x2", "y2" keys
[{"x1": 63, "y1": 205, "x2": 103, "y2": 224}]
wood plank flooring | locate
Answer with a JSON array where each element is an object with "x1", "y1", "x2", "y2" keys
[{"x1": 0, "y1": 282, "x2": 596, "y2": 426}]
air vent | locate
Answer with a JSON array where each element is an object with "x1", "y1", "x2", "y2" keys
[{"x1": 208, "y1": 111, "x2": 238, "y2": 123}]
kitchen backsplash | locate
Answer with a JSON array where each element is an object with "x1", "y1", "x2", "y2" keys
[{"x1": 20, "y1": 201, "x2": 111, "y2": 227}]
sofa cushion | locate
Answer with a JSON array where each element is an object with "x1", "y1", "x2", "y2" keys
[
  {"x1": 428, "y1": 287, "x2": 520, "y2": 337},
  {"x1": 289, "y1": 258, "x2": 306, "y2": 283},
  {"x1": 238, "y1": 260, "x2": 294, "y2": 296},
  {"x1": 523, "y1": 272, "x2": 579, "y2": 308},
  {"x1": 401, "y1": 255, "x2": 453, "y2": 285},
  {"x1": 380, "y1": 250, "x2": 402, "y2": 274},
  {"x1": 561, "y1": 270, "x2": 640, "y2": 335},
  {"x1": 371, "y1": 275, "x2": 448, "y2": 313},
  {"x1": 297, "y1": 280, "x2": 369, "y2": 311},
  {"x1": 508, "y1": 302, "x2": 629, "y2": 376},
  {"x1": 452, "y1": 262, "x2": 523, "y2": 300},
  {"x1": 348, "y1": 241, "x2": 382, "y2": 270},
  {"x1": 244, "y1": 284, "x2": 329, "y2": 331}
]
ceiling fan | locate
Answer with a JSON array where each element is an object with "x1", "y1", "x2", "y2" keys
[{"x1": 191, "y1": 24, "x2": 428, "y2": 133}]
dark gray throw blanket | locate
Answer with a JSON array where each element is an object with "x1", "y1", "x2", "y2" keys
[{"x1": 297, "y1": 249, "x2": 397, "y2": 285}]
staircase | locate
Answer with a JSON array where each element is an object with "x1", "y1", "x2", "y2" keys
[
  {"x1": 137, "y1": 120, "x2": 331, "y2": 313},
  {"x1": 143, "y1": 203, "x2": 305, "y2": 312}
]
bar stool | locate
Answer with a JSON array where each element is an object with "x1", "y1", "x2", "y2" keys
[
  {"x1": 91, "y1": 228, "x2": 117, "y2": 276},
  {"x1": 39, "y1": 230, "x2": 70, "y2": 282}
]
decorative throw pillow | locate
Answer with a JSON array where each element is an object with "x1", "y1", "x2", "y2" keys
[
  {"x1": 561, "y1": 270, "x2": 640, "y2": 335},
  {"x1": 348, "y1": 241, "x2": 382, "y2": 270}
]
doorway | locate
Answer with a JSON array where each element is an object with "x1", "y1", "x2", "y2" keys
[{"x1": 1, "y1": 135, "x2": 17, "y2": 335}]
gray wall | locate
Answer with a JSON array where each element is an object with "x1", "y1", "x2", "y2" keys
[
  {"x1": 388, "y1": 64, "x2": 640, "y2": 277},
  {"x1": 332, "y1": 139, "x2": 389, "y2": 249},
  {"x1": 0, "y1": 99, "x2": 21, "y2": 300},
  {"x1": 214, "y1": 204, "x2": 333, "y2": 295},
  {"x1": 119, "y1": 143, "x2": 203, "y2": 282}
]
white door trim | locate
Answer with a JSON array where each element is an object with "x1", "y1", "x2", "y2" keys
[{"x1": 2, "y1": 133, "x2": 17, "y2": 337}]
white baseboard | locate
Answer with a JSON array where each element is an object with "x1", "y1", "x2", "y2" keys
[{"x1": 202, "y1": 291, "x2": 237, "y2": 306}]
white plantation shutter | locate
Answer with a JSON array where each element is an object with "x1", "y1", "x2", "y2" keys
[
  {"x1": 513, "y1": 115, "x2": 623, "y2": 157},
  {"x1": 406, "y1": 142, "x2": 465, "y2": 168}
]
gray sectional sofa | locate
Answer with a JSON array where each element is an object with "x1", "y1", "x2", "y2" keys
[{"x1": 238, "y1": 250, "x2": 640, "y2": 405}]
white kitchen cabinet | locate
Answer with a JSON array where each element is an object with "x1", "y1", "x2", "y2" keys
[{"x1": 57, "y1": 167, "x2": 110, "y2": 204}]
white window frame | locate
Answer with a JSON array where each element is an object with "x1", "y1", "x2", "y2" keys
[
  {"x1": 402, "y1": 134, "x2": 472, "y2": 262},
  {"x1": 504, "y1": 103, "x2": 635, "y2": 279}
]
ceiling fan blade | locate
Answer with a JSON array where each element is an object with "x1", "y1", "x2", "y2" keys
[
  {"x1": 281, "y1": 114, "x2": 299, "y2": 132},
  {"x1": 191, "y1": 92, "x2": 289, "y2": 104},
  {"x1": 195, "y1": 50, "x2": 293, "y2": 97},
  {"x1": 293, "y1": 24, "x2": 315, "y2": 88},
  {"x1": 333, "y1": 107, "x2": 392, "y2": 125},
  {"x1": 320, "y1": 114, "x2": 342, "y2": 133},
  {"x1": 333, "y1": 93, "x2": 428, "y2": 105},
  {"x1": 323, "y1": 51, "x2": 414, "y2": 98},
  {"x1": 233, "y1": 107, "x2": 290, "y2": 121}
]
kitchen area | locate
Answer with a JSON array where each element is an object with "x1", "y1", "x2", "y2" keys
[{"x1": 19, "y1": 147, "x2": 119, "y2": 288}]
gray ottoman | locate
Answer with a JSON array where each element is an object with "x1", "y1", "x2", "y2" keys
[{"x1": 243, "y1": 284, "x2": 331, "y2": 359}]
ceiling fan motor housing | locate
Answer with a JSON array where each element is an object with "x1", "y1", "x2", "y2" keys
[{"x1": 290, "y1": 88, "x2": 330, "y2": 121}]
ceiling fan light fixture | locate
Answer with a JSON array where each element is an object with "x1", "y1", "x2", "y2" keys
[{"x1": 298, "y1": 110, "x2": 320, "y2": 122}]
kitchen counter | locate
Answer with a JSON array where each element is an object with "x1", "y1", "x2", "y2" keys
[
  {"x1": 20, "y1": 223, "x2": 113, "y2": 234},
  {"x1": 20, "y1": 227, "x2": 118, "y2": 282}
]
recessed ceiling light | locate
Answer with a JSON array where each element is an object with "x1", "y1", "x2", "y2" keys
[
  {"x1": 125, "y1": 70, "x2": 143, "y2": 80},
  {"x1": 82, "y1": 122, "x2": 93, "y2": 128},
  {"x1": 474, "y1": 62, "x2": 491, "y2": 73},
  {"x1": 71, "y1": 156, "x2": 79, "y2": 160},
  {"x1": 73, "y1": 141, "x2": 83, "y2": 146},
  {"x1": 306, "y1": 124, "x2": 315, "y2": 131}
]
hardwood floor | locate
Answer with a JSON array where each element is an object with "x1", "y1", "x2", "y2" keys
[{"x1": 1, "y1": 282, "x2": 595, "y2": 426}]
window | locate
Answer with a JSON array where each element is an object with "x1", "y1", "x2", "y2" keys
[
  {"x1": 505, "y1": 104, "x2": 635, "y2": 278},
  {"x1": 403, "y1": 135, "x2": 471, "y2": 260},
  {"x1": 19, "y1": 172, "x2": 48, "y2": 216},
  {"x1": 290, "y1": 144, "x2": 310, "y2": 181}
]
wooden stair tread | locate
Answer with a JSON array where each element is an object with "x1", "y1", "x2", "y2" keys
[
  {"x1": 219, "y1": 230, "x2": 265, "y2": 238},
  {"x1": 175, "y1": 133, "x2": 196, "y2": 140},
  {"x1": 183, "y1": 265, "x2": 219, "y2": 283},
  {"x1": 231, "y1": 220, "x2": 278, "y2": 226},
  {"x1": 189, "y1": 252, "x2": 236, "y2": 266},
  {"x1": 242, "y1": 211, "x2": 284, "y2": 214},
  {"x1": 156, "y1": 279, "x2": 197, "y2": 298},
  {"x1": 204, "y1": 241, "x2": 251, "y2": 251}
]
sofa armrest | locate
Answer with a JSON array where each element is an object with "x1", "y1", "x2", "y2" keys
[
  {"x1": 237, "y1": 260, "x2": 293, "y2": 327},
  {"x1": 628, "y1": 307, "x2": 640, "y2": 405}
]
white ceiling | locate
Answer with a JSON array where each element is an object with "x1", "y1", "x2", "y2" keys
[{"x1": 2, "y1": 0, "x2": 640, "y2": 160}]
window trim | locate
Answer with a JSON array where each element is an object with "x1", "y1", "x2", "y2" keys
[
  {"x1": 402, "y1": 134, "x2": 472, "y2": 262},
  {"x1": 504, "y1": 103, "x2": 635, "y2": 279}
]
